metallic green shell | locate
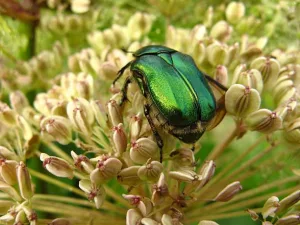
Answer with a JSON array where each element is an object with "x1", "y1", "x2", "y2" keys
[{"x1": 131, "y1": 45, "x2": 216, "y2": 127}]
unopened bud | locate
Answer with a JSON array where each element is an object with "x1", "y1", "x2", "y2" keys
[
  {"x1": 0, "y1": 102, "x2": 17, "y2": 126},
  {"x1": 107, "y1": 99, "x2": 123, "y2": 127},
  {"x1": 261, "y1": 196, "x2": 280, "y2": 219},
  {"x1": 49, "y1": 218, "x2": 72, "y2": 225},
  {"x1": 246, "y1": 209, "x2": 259, "y2": 221},
  {"x1": 210, "y1": 21, "x2": 232, "y2": 42},
  {"x1": 232, "y1": 64, "x2": 247, "y2": 84},
  {"x1": 40, "y1": 153, "x2": 74, "y2": 179},
  {"x1": 234, "y1": 69, "x2": 263, "y2": 93},
  {"x1": 138, "y1": 160, "x2": 163, "y2": 182},
  {"x1": 126, "y1": 209, "x2": 142, "y2": 225},
  {"x1": 225, "y1": 2, "x2": 245, "y2": 24},
  {"x1": 17, "y1": 115, "x2": 33, "y2": 141},
  {"x1": 99, "y1": 62, "x2": 119, "y2": 80},
  {"x1": 130, "y1": 114, "x2": 143, "y2": 142},
  {"x1": 127, "y1": 12, "x2": 154, "y2": 40},
  {"x1": 214, "y1": 65, "x2": 228, "y2": 86},
  {"x1": 67, "y1": 97, "x2": 94, "y2": 135},
  {"x1": 170, "y1": 148, "x2": 195, "y2": 167},
  {"x1": 117, "y1": 166, "x2": 141, "y2": 186},
  {"x1": 15, "y1": 210, "x2": 27, "y2": 224},
  {"x1": 70, "y1": 0, "x2": 90, "y2": 13},
  {"x1": 17, "y1": 162, "x2": 33, "y2": 200},
  {"x1": 277, "y1": 190, "x2": 300, "y2": 213},
  {"x1": 273, "y1": 79, "x2": 296, "y2": 105},
  {"x1": 207, "y1": 43, "x2": 228, "y2": 66},
  {"x1": 0, "y1": 159, "x2": 17, "y2": 185},
  {"x1": 192, "y1": 41, "x2": 206, "y2": 65},
  {"x1": 90, "y1": 157, "x2": 122, "y2": 184},
  {"x1": 245, "y1": 109, "x2": 282, "y2": 133},
  {"x1": 169, "y1": 169, "x2": 201, "y2": 183},
  {"x1": 198, "y1": 221, "x2": 219, "y2": 225},
  {"x1": 0, "y1": 181, "x2": 22, "y2": 201},
  {"x1": 112, "y1": 123, "x2": 127, "y2": 156},
  {"x1": 214, "y1": 181, "x2": 242, "y2": 202},
  {"x1": 196, "y1": 160, "x2": 215, "y2": 190},
  {"x1": 282, "y1": 118, "x2": 300, "y2": 144},
  {"x1": 0, "y1": 146, "x2": 16, "y2": 160},
  {"x1": 9, "y1": 91, "x2": 29, "y2": 114},
  {"x1": 225, "y1": 84, "x2": 261, "y2": 118},
  {"x1": 71, "y1": 151, "x2": 94, "y2": 174},
  {"x1": 152, "y1": 173, "x2": 169, "y2": 205},
  {"x1": 40, "y1": 116, "x2": 72, "y2": 145},
  {"x1": 90, "y1": 100, "x2": 108, "y2": 129},
  {"x1": 276, "y1": 214, "x2": 300, "y2": 225},
  {"x1": 130, "y1": 138, "x2": 159, "y2": 164}
]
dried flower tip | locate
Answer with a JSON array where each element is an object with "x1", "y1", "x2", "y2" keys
[
  {"x1": 225, "y1": 2, "x2": 245, "y2": 24},
  {"x1": 90, "y1": 157, "x2": 122, "y2": 184},
  {"x1": 117, "y1": 166, "x2": 142, "y2": 186},
  {"x1": 71, "y1": 151, "x2": 94, "y2": 174},
  {"x1": 198, "y1": 220, "x2": 219, "y2": 225},
  {"x1": 210, "y1": 21, "x2": 232, "y2": 42},
  {"x1": 78, "y1": 179, "x2": 106, "y2": 209},
  {"x1": 9, "y1": 91, "x2": 29, "y2": 114},
  {"x1": 112, "y1": 123, "x2": 128, "y2": 156},
  {"x1": 169, "y1": 169, "x2": 201, "y2": 183},
  {"x1": 277, "y1": 190, "x2": 300, "y2": 213},
  {"x1": 206, "y1": 43, "x2": 228, "y2": 66},
  {"x1": 275, "y1": 214, "x2": 300, "y2": 225},
  {"x1": 126, "y1": 209, "x2": 142, "y2": 225},
  {"x1": 245, "y1": 109, "x2": 282, "y2": 133},
  {"x1": 246, "y1": 209, "x2": 259, "y2": 221},
  {"x1": 130, "y1": 113, "x2": 143, "y2": 141},
  {"x1": 250, "y1": 57, "x2": 280, "y2": 90},
  {"x1": 262, "y1": 196, "x2": 280, "y2": 219},
  {"x1": 0, "y1": 159, "x2": 18, "y2": 185},
  {"x1": 17, "y1": 162, "x2": 33, "y2": 200},
  {"x1": 49, "y1": 218, "x2": 72, "y2": 225},
  {"x1": 66, "y1": 97, "x2": 94, "y2": 135},
  {"x1": 214, "y1": 181, "x2": 242, "y2": 202},
  {"x1": 214, "y1": 65, "x2": 228, "y2": 87},
  {"x1": 0, "y1": 181, "x2": 23, "y2": 202},
  {"x1": 40, "y1": 153, "x2": 74, "y2": 179},
  {"x1": 107, "y1": 99, "x2": 123, "y2": 127},
  {"x1": 225, "y1": 84, "x2": 261, "y2": 118},
  {"x1": 40, "y1": 116, "x2": 72, "y2": 145},
  {"x1": 170, "y1": 148, "x2": 195, "y2": 167},
  {"x1": 138, "y1": 160, "x2": 163, "y2": 182},
  {"x1": 130, "y1": 138, "x2": 159, "y2": 164},
  {"x1": 0, "y1": 102, "x2": 17, "y2": 126},
  {"x1": 127, "y1": 12, "x2": 154, "y2": 40},
  {"x1": 197, "y1": 160, "x2": 216, "y2": 190}
]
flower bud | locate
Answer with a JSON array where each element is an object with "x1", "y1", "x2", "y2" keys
[
  {"x1": 225, "y1": 84, "x2": 261, "y2": 118},
  {"x1": 210, "y1": 21, "x2": 232, "y2": 42},
  {"x1": 0, "y1": 146, "x2": 16, "y2": 160},
  {"x1": 9, "y1": 91, "x2": 29, "y2": 114},
  {"x1": 214, "y1": 181, "x2": 242, "y2": 202},
  {"x1": 71, "y1": 151, "x2": 94, "y2": 174},
  {"x1": 112, "y1": 123, "x2": 127, "y2": 156},
  {"x1": 169, "y1": 169, "x2": 201, "y2": 183},
  {"x1": 207, "y1": 43, "x2": 228, "y2": 66},
  {"x1": 232, "y1": 64, "x2": 247, "y2": 84},
  {"x1": 261, "y1": 196, "x2": 280, "y2": 219},
  {"x1": 214, "y1": 65, "x2": 228, "y2": 86},
  {"x1": 40, "y1": 116, "x2": 72, "y2": 145},
  {"x1": 276, "y1": 214, "x2": 300, "y2": 225},
  {"x1": 204, "y1": 6, "x2": 213, "y2": 27},
  {"x1": 141, "y1": 218, "x2": 158, "y2": 225},
  {"x1": 0, "y1": 181, "x2": 22, "y2": 201},
  {"x1": 49, "y1": 218, "x2": 72, "y2": 225},
  {"x1": 226, "y1": 2, "x2": 245, "y2": 24},
  {"x1": 126, "y1": 209, "x2": 142, "y2": 225},
  {"x1": 130, "y1": 138, "x2": 159, "y2": 164},
  {"x1": 0, "y1": 159, "x2": 17, "y2": 185},
  {"x1": 70, "y1": 0, "x2": 90, "y2": 13},
  {"x1": 99, "y1": 61, "x2": 119, "y2": 80},
  {"x1": 127, "y1": 12, "x2": 154, "y2": 40},
  {"x1": 67, "y1": 97, "x2": 94, "y2": 135},
  {"x1": 15, "y1": 209, "x2": 27, "y2": 224},
  {"x1": 192, "y1": 41, "x2": 206, "y2": 65},
  {"x1": 0, "y1": 102, "x2": 17, "y2": 126},
  {"x1": 17, "y1": 115, "x2": 33, "y2": 141},
  {"x1": 75, "y1": 72, "x2": 94, "y2": 99},
  {"x1": 138, "y1": 160, "x2": 163, "y2": 182},
  {"x1": 196, "y1": 160, "x2": 215, "y2": 190},
  {"x1": 106, "y1": 99, "x2": 123, "y2": 127},
  {"x1": 170, "y1": 148, "x2": 195, "y2": 167},
  {"x1": 234, "y1": 69, "x2": 263, "y2": 93},
  {"x1": 40, "y1": 153, "x2": 74, "y2": 179},
  {"x1": 117, "y1": 166, "x2": 141, "y2": 186},
  {"x1": 90, "y1": 100, "x2": 108, "y2": 129},
  {"x1": 273, "y1": 79, "x2": 296, "y2": 105},
  {"x1": 130, "y1": 113, "x2": 143, "y2": 142},
  {"x1": 79, "y1": 179, "x2": 106, "y2": 209},
  {"x1": 90, "y1": 157, "x2": 122, "y2": 184},
  {"x1": 198, "y1": 221, "x2": 219, "y2": 225},
  {"x1": 245, "y1": 109, "x2": 282, "y2": 133},
  {"x1": 17, "y1": 162, "x2": 33, "y2": 200},
  {"x1": 250, "y1": 57, "x2": 280, "y2": 90},
  {"x1": 152, "y1": 173, "x2": 169, "y2": 206},
  {"x1": 277, "y1": 190, "x2": 300, "y2": 213},
  {"x1": 246, "y1": 209, "x2": 259, "y2": 221},
  {"x1": 282, "y1": 118, "x2": 300, "y2": 145}
]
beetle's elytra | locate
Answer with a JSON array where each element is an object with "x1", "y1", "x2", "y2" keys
[{"x1": 113, "y1": 45, "x2": 227, "y2": 161}]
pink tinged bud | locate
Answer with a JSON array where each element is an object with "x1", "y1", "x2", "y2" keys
[
  {"x1": 196, "y1": 160, "x2": 216, "y2": 190},
  {"x1": 40, "y1": 153, "x2": 74, "y2": 179},
  {"x1": 79, "y1": 179, "x2": 106, "y2": 209},
  {"x1": 106, "y1": 99, "x2": 123, "y2": 127},
  {"x1": 117, "y1": 166, "x2": 142, "y2": 186},
  {"x1": 130, "y1": 114, "x2": 142, "y2": 141},
  {"x1": 152, "y1": 173, "x2": 169, "y2": 206},
  {"x1": 122, "y1": 194, "x2": 142, "y2": 205},
  {"x1": 262, "y1": 196, "x2": 280, "y2": 219},
  {"x1": 0, "y1": 159, "x2": 18, "y2": 185},
  {"x1": 130, "y1": 138, "x2": 159, "y2": 164},
  {"x1": 246, "y1": 209, "x2": 259, "y2": 221},
  {"x1": 49, "y1": 218, "x2": 72, "y2": 225},
  {"x1": 276, "y1": 214, "x2": 300, "y2": 225},
  {"x1": 40, "y1": 116, "x2": 72, "y2": 145},
  {"x1": 17, "y1": 162, "x2": 33, "y2": 200},
  {"x1": 137, "y1": 160, "x2": 163, "y2": 182},
  {"x1": 71, "y1": 151, "x2": 94, "y2": 174},
  {"x1": 126, "y1": 209, "x2": 142, "y2": 225},
  {"x1": 277, "y1": 190, "x2": 300, "y2": 213},
  {"x1": 214, "y1": 65, "x2": 228, "y2": 87},
  {"x1": 90, "y1": 157, "x2": 122, "y2": 184},
  {"x1": 0, "y1": 181, "x2": 22, "y2": 202},
  {"x1": 99, "y1": 61, "x2": 119, "y2": 80},
  {"x1": 122, "y1": 195, "x2": 153, "y2": 217},
  {"x1": 112, "y1": 123, "x2": 128, "y2": 156},
  {"x1": 214, "y1": 181, "x2": 242, "y2": 202}
]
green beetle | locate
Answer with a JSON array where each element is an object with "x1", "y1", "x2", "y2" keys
[{"x1": 113, "y1": 45, "x2": 227, "y2": 161}]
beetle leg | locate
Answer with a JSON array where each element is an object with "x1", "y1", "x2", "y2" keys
[
  {"x1": 112, "y1": 61, "x2": 132, "y2": 86},
  {"x1": 144, "y1": 104, "x2": 164, "y2": 162},
  {"x1": 119, "y1": 76, "x2": 132, "y2": 106}
]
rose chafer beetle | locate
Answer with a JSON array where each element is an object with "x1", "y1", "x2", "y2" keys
[{"x1": 113, "y1": 45, "x2": 227, "y2": 161}]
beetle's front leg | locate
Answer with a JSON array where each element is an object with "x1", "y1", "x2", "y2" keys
[
  {"x1": 144, "y1": 104, "x2": 164, "y2": 162},
  {"x1": 119, "y1": 76, "x2": 132, "y2": 106}
]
